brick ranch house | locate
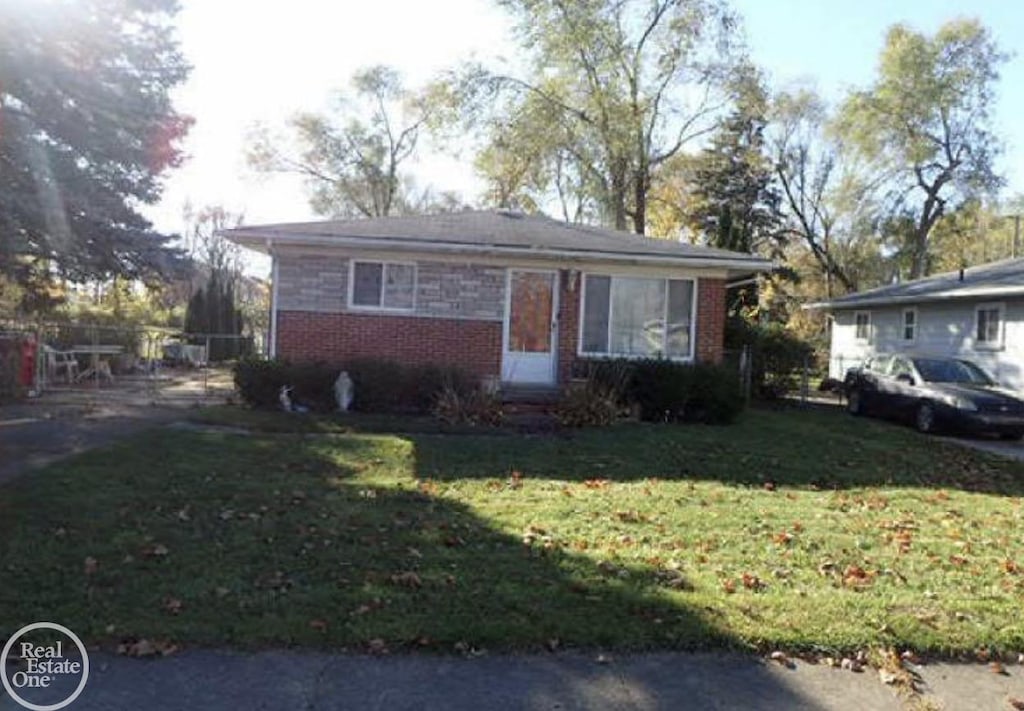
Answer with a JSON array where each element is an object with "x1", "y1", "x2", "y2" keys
[{"x1": 222, "y1": 210, "x2": 772, "y2": 389}]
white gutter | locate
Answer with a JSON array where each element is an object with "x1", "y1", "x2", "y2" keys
[
  {"x1": 222, "y1": 230, "x2": 774, "y2": 273},
  {"x1": 269, "y1": 243, "x2": 278, "y2": 358}
]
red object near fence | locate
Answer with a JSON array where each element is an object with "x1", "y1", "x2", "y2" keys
[{"x1": 19, "y1": 337, "x2": 37, "y2": 387}]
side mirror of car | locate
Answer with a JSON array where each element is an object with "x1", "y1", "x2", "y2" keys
[{"x1": 896, "y1": 373, "x2": 916, "y2": 386}]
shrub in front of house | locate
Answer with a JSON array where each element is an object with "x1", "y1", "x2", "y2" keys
[
  {"x1": 573, "y1": 357, "x2": 744, "y2": 425},
  {"x1": 233, "y1": 357, "x2": 336, "y2": 411},
  {"x1": 234, "y1": 357, "x2": 480, "y2": 415},
  {"x1": 555, "y1": 378, "x2": 621, "y2": 427}
]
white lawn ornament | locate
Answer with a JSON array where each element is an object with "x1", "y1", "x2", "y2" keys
[
  {"x1": 279, "y1": 385, "x2": 294, "y2": 412},
  {"x1": 334, "y1": 371, "x2": 354, "y2": 412}
]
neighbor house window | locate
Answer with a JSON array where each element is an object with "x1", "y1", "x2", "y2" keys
[
  {"x1": 580, "y1": 274, "x2": 694, "y2": 358},
  {"x1": 975, "y1": 303, "x2": 1004, "y2": 348},
  {"x1": 902, "y1": 308, "x2": 917, "y2": 342},
  {"x1": 349, "y1": 260, "x2": 416, "y2": 310},
  {"x1": 854, "y1": 311, "x2": 871, "y2": 342}
]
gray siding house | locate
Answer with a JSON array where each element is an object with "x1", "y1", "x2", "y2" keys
[{"x1": 811, "y1": 258, "x2": 1024, "y2": 393}]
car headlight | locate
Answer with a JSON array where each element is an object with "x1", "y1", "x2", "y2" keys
[{"x1": 948, "y1": 396, "x2": 978, "y2": 412}]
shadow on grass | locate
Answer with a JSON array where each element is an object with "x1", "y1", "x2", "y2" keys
[{"x1": 0, "y1": 431, "x2": 733, "y2": 653}]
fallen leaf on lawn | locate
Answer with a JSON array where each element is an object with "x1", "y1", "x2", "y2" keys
[
  {"x1": 722, "y1": 579, "x2": 736, "y2": 594},
  {"x1": 762, "y1": 481, "x2": 776, "y2": 492},
  {"x1": 389, "y1": 571, "x2": 423, "y2": 589},
  {"x1": 309, "y1": 619, "x2": 328, "y2": 632},
  {"x1": 141, "y1": 543, "x2": 169, "y2": 558},
  {"x1": 84, "y1": 557, "x2": 98, "y2": 575},
  {"x1": 950, "y1": 555, "x2": 970, "y2": 567},
  {"x1": 842, "y1": 565, "x2": 874, "y2": 588},
  {"x1": 162, "y1": 597, "x2": 183, "y2": 615},
  {"x1": 741, "y1": 573, "x2": 765, "y2": 592},
  {"x1": 407, "y1": 547, "x2": 423, "y2": 558},
  {"x1": 175, "y1": 507, "x2": 191, "y2": 522},
  {"x1": 772, "y1": 532, "x2": 793, "y2": 546},
  {"x1": 583, "y1": 479, "x2": 609, "y2": 490},
  {"x1": 992, "y1": 661, "x2": 1008, "y2": 675},
  {"x1": 1003, "y1": 560, "x2": 1021, "y2": 575},
  {"x1": 507, "y1": 470, "x2": 524, "y2": 489}
]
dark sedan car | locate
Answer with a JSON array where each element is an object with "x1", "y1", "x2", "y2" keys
[{"x1": 843, "y1": 354, "x2": 1024, "y2": 439}]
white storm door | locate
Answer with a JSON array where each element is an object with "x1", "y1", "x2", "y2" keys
[{"x1": 502, "y1": 270, "x2": 558, "y2": 384}]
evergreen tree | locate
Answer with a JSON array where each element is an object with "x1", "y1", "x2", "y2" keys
[{"x1": 0, "y1": 0, "x2": 191, "y2": 297}]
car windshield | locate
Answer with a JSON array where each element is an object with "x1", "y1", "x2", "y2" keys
[{"x1": 912, "y1": 358, "x2": 994, "y2": 385}]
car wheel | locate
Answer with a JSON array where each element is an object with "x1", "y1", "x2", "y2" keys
[
  {"x1": 915, "y1": 402, "x2": 937, "y2": 434},
  {"x1": 846, "y1": 389, "x2": 863, "y2": 416}
]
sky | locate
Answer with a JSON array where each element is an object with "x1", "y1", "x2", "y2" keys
[{"x1": 146, "y1": 0, "x2": 1024, "y2": 275}]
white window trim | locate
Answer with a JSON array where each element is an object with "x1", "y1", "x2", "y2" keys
[
  {"x1": 973, "y1": 301, "x2": 1005, "y2": 350},
  {"x1": 901, "y1": 307, "x2": 917, "y2": 343},
  {"x1": 577, "y1": 272, "x2": 697, "y2": 362},
  {"x1": 347, "y1": 259, "x2": 418, "y2": 313},
  {"x1": 854, "y1": 310, "x2": 872, "y2": 343}
]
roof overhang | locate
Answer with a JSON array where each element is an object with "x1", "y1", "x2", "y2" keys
[
  {"x1": 222, "y1": 228, "x2": 774, "y2": 277},
  {"x1": 806, "y1": 285, "x2": 1024, "y2": 310}
]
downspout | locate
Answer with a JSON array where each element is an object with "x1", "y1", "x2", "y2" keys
[{"x1": 268, "y1": 240, "x2": 278, "y2": 358}]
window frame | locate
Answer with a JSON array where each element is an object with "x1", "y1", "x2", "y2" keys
[
  {"x1": 853, "y1": 310, "x2": 872, "y2": 343},
  {"x1": 577, "y1": 272, "x2": 698, "y2": 361},
  {"x1": 347, "y1": 259, "x2": 418, "y2": 313},
  {"x1": 901, "y1": 307, "x2": 918, "y2": 343},
  {"x1": 973, "y1": 301, "x2": 1005, "y2": 350}
]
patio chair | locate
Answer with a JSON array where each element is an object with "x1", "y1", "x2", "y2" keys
[{"x1": 42, "y1": 345, "x2": 79, "y2": 384}]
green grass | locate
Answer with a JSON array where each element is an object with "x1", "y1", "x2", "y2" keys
[{"x1": 2, "y1": 405, "x2": 1024, "y2": 656}]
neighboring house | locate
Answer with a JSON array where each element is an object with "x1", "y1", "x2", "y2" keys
[
  {"x1": 810, "y1": 257, "x2": 1024, "y2": 392},
  {"x1": 222, "y1": 210, "x2": 772, "y2": 389}
]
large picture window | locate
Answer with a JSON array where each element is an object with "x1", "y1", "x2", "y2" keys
[
  {"x1": 349, "y1": 261, "x2": 416, "y2": 311},
  {"x1": 580, "y1": 274, "x2": 694, "y2": 358}
]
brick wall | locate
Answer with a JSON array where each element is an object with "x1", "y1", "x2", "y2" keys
[
  {"x1": 557, "y1": 273, "x2": 581, "y2": 383},
  {"x1": 695, "y1": 277, "x2": 726, "y2": 364},
  {"x1": 276, "y1": 310, "x2": 502, "y2": 378}
]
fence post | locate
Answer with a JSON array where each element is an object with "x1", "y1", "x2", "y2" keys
[{"x1": 800, "y1": 354, "x2": 810, "y2": 407}]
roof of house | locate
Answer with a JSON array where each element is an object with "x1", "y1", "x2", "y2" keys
[
  {"x1": 220, "y1": 210, "x2": 773, "y2": 275},
  {"x1": 808, "y1": 257, "x2": 1024, "y2": 310}
]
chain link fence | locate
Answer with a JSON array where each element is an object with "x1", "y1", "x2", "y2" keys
[{"x1": 0, "y1": 319, "x2": 267, "y2": 405}]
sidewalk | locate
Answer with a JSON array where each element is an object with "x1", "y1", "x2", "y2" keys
[{"x1": 4, "y1": 649, "x2": 1022, "y2": 711}]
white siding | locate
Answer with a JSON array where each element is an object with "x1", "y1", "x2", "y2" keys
[{"x1": 828, "y1": 298, "x2": 1024, "y2": 393}]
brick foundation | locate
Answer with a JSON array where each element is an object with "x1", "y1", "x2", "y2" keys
[{"x1": 276, "y1": 311, "x2": 502, "y2": 379}]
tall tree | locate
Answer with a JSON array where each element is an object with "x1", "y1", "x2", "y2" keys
[
  {"x1": 250, "y1": 65, "x2": 438, "y2": 219},
  {"x1": 684, "y1": 66, "x2": 782, "y2": 256},
  {"x1": 454, "y1": 0, "x2": 740, "y2": 233},
  {"x1": 835, "y1": 19, "x2": 1006, "y2": 278},
  {"x1": 0, "y1": 0, "x2": 191, "y2": 297}
]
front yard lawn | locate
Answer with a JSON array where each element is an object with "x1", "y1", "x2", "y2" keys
[{"x1": 2, "y1": 406, "x2": 1023, "y2": 656}]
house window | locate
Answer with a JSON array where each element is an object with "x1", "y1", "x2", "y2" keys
[
  {"x1": 902, "y1": 308, "x2": 917, "y2": 342},
  {"x1": 349, "y1": 261, "x2": 416, "y2": 311},
  {"x1": 580, "y1": 274, "x2": 694, "y2": 358},
  {"x1": 854, "y1": 311, "x2": 871, "y2": 342},
  {"x1": 975, "y1": 303, "x2": 1004, "y2": 348}
]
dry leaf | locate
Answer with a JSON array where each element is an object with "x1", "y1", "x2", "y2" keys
[
  {"x1": 367, "y1": 638, "x2": 388, "y2": 655},
  {"x1": 389, "y1": 571, "x2": 423, "y2": 589},
  {"x1": 309, "y1": 619, "x2": 328, "y2": 632},
  {"x1": 162, "y1": 597, "x2": 183, "y2": 615},
  {"x1": 84, "y1": 557, "x2": 98, "y2": 576}
]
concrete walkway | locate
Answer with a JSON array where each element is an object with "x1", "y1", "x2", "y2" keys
[{"x1": 4, "y1": 650, "x2": 1024, "y2": 711}]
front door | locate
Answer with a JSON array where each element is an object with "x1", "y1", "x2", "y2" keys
[{"x1": 502, "y1": 270, "x2": 558, "y2": 384}]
